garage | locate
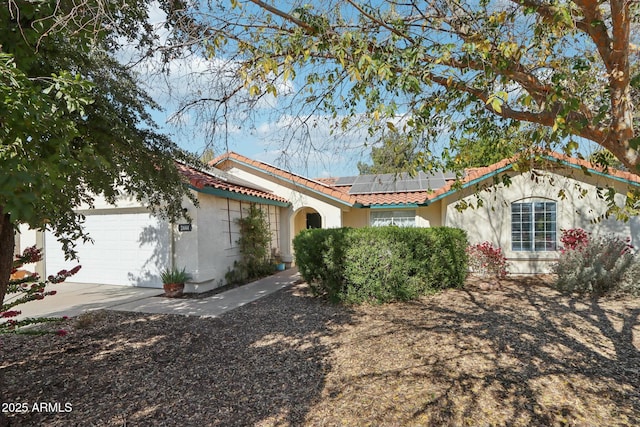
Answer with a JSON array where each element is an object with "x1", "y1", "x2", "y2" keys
[{"x1": 45, "y1": 211, "x2": 170, "y2": 287}]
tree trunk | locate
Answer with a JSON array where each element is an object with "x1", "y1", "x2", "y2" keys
[
  {"x1": 0, "y1": 208, "x2": 11, "y2": 427},
  {"x1": 0, "y1": 206, "x2": 14, "y2": 307}
]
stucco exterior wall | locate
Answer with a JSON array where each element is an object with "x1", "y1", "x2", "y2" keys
[
  {"x1": 224, "y1": 166, "x2": 345, "y2": 222},
  {"x1": 16, "y1": 224, "x2": 39, "y2": 274},
  {"x1": 16, "y1": 225, "x2": 37, "y2": 257},
  {"x1": 342, "y1": 203, "x2": 441, "y2": 228},
  {"x1": 176, "y1": 194, "x2": 284, "y2": 292},
  {"x1": 16, "y1": 190, "x2": 285, "y2": 291},
  {"x1": 296, "y1": 205, "x2": 443, "y2": 229},
  {"x1": 417, "y1": 203, "x2": 442, "y2": 227},
  {"x1": 444, "y1": 168, "x2": 640, "y2": 274},
  {"x1": 343, "y1": 208, "x2": 369, "y2": 228},
  {"x1": 223, "y1": 164, "x2": 347, "y2": 260}
]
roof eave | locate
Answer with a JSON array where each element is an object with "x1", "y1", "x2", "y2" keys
[
  {"x1": 426, "y1": 155, "x2": 640, "y2": 206},
  {"x1": 220, "y1": 154, "x2": 356, "y2": 207},
  {"x1": 541, "y1": 155, "x2": 640, "y2": 188},
  {"x1": 188, "y1": 185, "x2": 291, "y2": 208},
  {"x1": 368, "y1": 203, "x2": 421, "y2": 209},
  {"x1": 426, "y1": 164, "x2": 515, "y2": 205}
]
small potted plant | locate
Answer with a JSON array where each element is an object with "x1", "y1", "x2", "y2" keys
[
  {"x1": 271, "y1": 249, "x2": 286, "y2": 271},
  {"x1": 160, "y1": 267, "x2": 192, "y2": 298},
  {"x1": 274, "y1": 254, "x2": 286, "y2": 271}
]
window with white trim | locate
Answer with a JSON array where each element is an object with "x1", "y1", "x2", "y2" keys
[
  {"x1": 370, "y1": 210, "x2": 416, "y2": 227},
  {"x1": 511, "y1": 201, "x2": 557, "y2": 251}
]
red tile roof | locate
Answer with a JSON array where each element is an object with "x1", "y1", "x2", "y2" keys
[
  {"x1": 545, "y1": 151, "x2": 640, "y2": 184},
  {"x1": 427, "y1": 156, "x2": 516, "y2": 201},
  {"x1": 427, "y1": 151, "x2": 640, "y2": 202},
  {"x1": 354, "y1": 191, "x2": 435, "y2": 206},
  {"x1": 211, "y1": 151, "x2": 639, "y2": 208},
  {"x1": 175, "y1": 162, "x2": 289, "y2": 204},
  {"x1": 315, "y1": 177, "x2": 339, "y2": 186},
  {"x1": 211, "y1": 152, "x2": 357, "y2": 205},
  {"x1": 315, "y1": 176, "x2": 443, "y2": 206}
]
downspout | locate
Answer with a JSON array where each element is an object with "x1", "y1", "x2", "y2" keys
[
  {"x1": 35, "y1": 230, "x2": 46, "y2": 279},
  {"x1": 170, "y1": 221, "x2": 176, "y2": 271},
  {"x1": 170, "y1": 206, "x2": 189, "y2": 271}
]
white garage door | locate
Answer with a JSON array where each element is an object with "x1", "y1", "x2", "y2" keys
[{"x1": 45, "y1": 212, "x2": 170, "y2": 287}]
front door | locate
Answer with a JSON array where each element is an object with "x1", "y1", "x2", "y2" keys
[{"x1": 306, "y1": 212, "x2": 322, "y2": 229}]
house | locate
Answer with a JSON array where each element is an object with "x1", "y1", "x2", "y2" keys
[
  {"x1": 18, "y1": 151, "x2": 640, "y2": 289},
  {"x1": 213, "y1": 151, "x2": 640, "y2": 274},
  {"x1": 17, "y1": 162, "x2": 290, "y2": 292}
]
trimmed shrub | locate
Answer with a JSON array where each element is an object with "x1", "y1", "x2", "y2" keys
[
  {"x1": 292, "y1": 227, "x2": 350, "y2": 299},
  {"x1": 293, "y1": 226, "x2": 468, "y2": 304},
  {"x1": 466, "y1": 242, "x2": 508, "y2": 278},
  {"x1": 552, "y1": 230, "x2": 635, "y2": 296}
]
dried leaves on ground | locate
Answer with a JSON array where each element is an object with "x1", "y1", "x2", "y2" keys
[{"x1": 1, "y1": 276, "x2": 640, "y2": 426}]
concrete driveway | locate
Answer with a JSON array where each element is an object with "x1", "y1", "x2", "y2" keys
[
  {"x1": 9, "y1": 282, "x2": 161, "y2": 320},
  {"x1": 9, "y1": 268, "x2": 301, "y2": 320}
]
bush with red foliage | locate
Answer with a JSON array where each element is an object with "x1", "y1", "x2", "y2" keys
[
  {"x1": 466, "y1": 242, "x2": 508, "y2": 279},
  {"x1": 1, "y1": 246, "x2": 80, "y2": 335}
]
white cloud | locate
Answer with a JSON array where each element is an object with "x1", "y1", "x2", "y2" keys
[
  {"x1": 113, "y1": 2, "x2": 368, "y2": 175},
  {"x1": 241, "y1": 113, "x2": 374, "y2": 176}
]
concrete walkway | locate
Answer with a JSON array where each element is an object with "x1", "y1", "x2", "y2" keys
[{"x1": 13, "y1": 268, "x2": 301, "y2": 320}]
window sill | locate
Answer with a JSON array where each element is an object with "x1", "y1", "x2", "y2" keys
[{"x1": 506, "y1": 251, "x2": 559, "y2": 260}]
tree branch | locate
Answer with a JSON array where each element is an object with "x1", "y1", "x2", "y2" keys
[
  {"x1": 423, "y1": 71, "x2": 607, "y2": 145},
  {"x1": 344, "y1": 0, "x2": 415, "y2": 44},
  {"x1": 573, "y1": 0, "x2": 614, "y2": 72},
  {"x1": 608, "y1": 0, "x2": 633, "y2": 136},
  {"x1": 434, "y1": 55, "x2": 551, "y2": 106},
  {"x1": 246, "y1": 0, "x2": 318, "y2": 34}
]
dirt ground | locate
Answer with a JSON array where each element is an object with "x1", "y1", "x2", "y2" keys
[{"x1": 1, "y1": 276, "x2": 639, "y2": 426}]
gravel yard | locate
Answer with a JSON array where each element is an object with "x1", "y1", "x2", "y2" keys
[{"x1": 1, "y1": 277, "x2": 640, "y2": 426}]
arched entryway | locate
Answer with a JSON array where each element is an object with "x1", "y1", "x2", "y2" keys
[{"x1": 293, "y1": 207, "x2": 323, "y2": 236}]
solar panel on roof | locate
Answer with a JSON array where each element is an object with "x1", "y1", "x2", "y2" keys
[
  {"x1": 404, "y1": 179, "x2": 423, "y2": 191},
  {"x1": 335, "y1": 176, "x2": 359, "y2": 186},
  {"x1": 349, "y1": 183, "x2": 373, "y2": 194},
  {"x1": 360, "y1": 175, "x2": 379, "y2": 184},
  {"x1": 371, "y1": 179, "x2": 397, "y2": 193},
  {"x1": 346, "y1": 170, "x2": 453, "y2": 194},
  {"x1": 422, "y1": 174, "x2": 447, "y2": 189},
  {"x1": 442, "y1": 171, "x2": 458, "y2": 180},
  {"x1": 423, "y1": 172, "x2": 449, "y2": 189}
]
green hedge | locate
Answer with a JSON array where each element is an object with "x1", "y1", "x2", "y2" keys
[{"x1": 293, "y1": 226, "x2": 468, "y2": 304}]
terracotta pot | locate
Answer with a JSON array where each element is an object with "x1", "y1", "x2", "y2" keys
[{"x1": 163, "y1": 282, "x2": 185, "y2": 298}]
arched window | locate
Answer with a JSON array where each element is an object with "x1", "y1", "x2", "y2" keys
[{"x1": 511, "y1": 199, "x2": 557, "y2": 251}]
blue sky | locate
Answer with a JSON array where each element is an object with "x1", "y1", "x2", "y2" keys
[
  {"x1": 126, "y1": 2, "x2": 388, "y2": 179},
  {"x1": 148, "y1": 103, "x2": 371, "y2": 178},
  {"x1": 126, "y1": 3, "x2": 366, "y2": 178},
  {"x1": 134, "y1": 1, "x2": 603, "y2": 179}
]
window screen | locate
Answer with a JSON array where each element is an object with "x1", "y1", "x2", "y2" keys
[
  {"x1": 370, "y1": 210, "x2": 416, "y2": 227},
  {"x1": 511, "y1": 201, "x2": 557, "y2": 251}
]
